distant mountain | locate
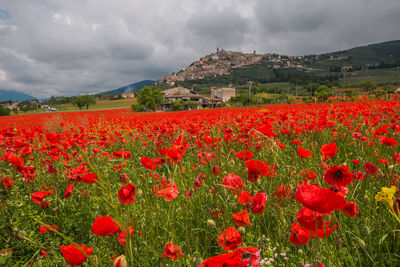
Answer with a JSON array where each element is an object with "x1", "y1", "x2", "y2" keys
[
  {"x1": 159, "y1": 40, "x2": 400, "y2": 86},
  {"x1": 99, "y1": 80, "x2": 156, "y2": 96},
  {"x1": 0, "y1": 89, "x2": 36, "y2": 102}
]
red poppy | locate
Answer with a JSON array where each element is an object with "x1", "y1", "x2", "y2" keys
[
  {"x1": 234, "y1": 150, "x2": 254, "y2": 160},
  {"x1": 251, "y1": 192, "x2": 267, "y2": 214},
  {"x1": 0, "y1": 177, "x2": 15, "y2": 190},
  {"x1": 310, "y1": 221, "x2": 338, "y2": 238},
  {"x1": 222, "y1": 173, "x2": 245, "y2": 194},
  {"x1": 39, "y1": 224, "x2": 58, "y2": 233},
  {"x1": 292, "y1": 140, "x2": 302, "y2": 145},
  {"x1": 217, "y1": 227, "x2": 242, "y2": 251},
  {"x1": 363, "y1": 162, "x2": 379, "y2": 175},
  {"x1": 155, "y1": 178, "x2": 179, "y2": 201},
  {"x1": 140, "y1": 157, "x2": 166, "y2": 171},
  {"x1": 257, "y1": 124, "x2": 278, "y2": 137},
  {"x1": 341, "y1": 201, "x2": 358, "y2": 217},
  {"x1": 199, "y1": 247, "x2": 260, "y2": 267},
  {"x1": 162, "y1": 242, "x2": 183, "y2": 260},
  {"x1": 353, "y1": 171, "x2": 365, "y2": 180},
  {"x1": 323, "y1": 165, "x2": 353, "y2": 187},
  {"x1": 298, "y1": 146, "x2": 313, "y2": 158},
  {"x1": 294, "y1": 185, "x2": 347, "y2": 213},
  {"x1": 117, "y1": 226, "x2": 134, "y2": 246},
  {"x1": 244, "y1": 159, "x2": 275, "y2": 182},
  {"x1": 91, "y1": 215, "x2": 120, "y2": 236},
  {"x1": 393, "y1": 197, "x2": 400, "y2": 213},
  {"x1": 81, "y1": 173, "x2": 98, "y2": 184},
  {"x1": 381, "y1": 136, "x2": 398, "y2": 146},
  {"x1": 64, "y1": 184, "x2": 73, "y2": 199},
  {"x1": 60, "y1": 244, "x2": 93, "y2": 266},
  {"x1": 274, "y1": 184, "x2": 292, "y2": 199},
  {"x1": 296, "y1": 206, "x2": 324, "y2": 231},
  {"x1": 320, "y1": 143, "x2": 337, "y2": 159},
  {"x1": 238, "y1": 191, "x2": 252, "y2": 206},
  {"x1": 289, "y1": 222, "x2": 309, "y2": 246},
  {"x1": 118, "y1": 183, "x2": 136, "y2": 205},
  {"x1": 232, "y1": 210, "x2": 252, "y2": 227},
  {"x1": 31, "y1": 190, "x2": 54, "y2": 204}
]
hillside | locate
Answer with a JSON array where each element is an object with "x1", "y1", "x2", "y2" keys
[
  {"x1": 99, "y1": 80, "x2": 155, "y2": 96},
  {"x1": 0, "y1": 89, "x2": 36, "y2": 102},
  {"x1": 160, "y1": 40, "x2": 400, "y2": 87}
]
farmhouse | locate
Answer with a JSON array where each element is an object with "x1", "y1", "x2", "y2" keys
[{"x1": 121, "y1": 92, "x2": 134, "y2": 99}]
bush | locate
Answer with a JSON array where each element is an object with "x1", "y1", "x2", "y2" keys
[
  {"x1": 131, "y1": 103, "x2": 145, "y2": 112},
  {"x1": 0, "y1": 105, "x2": 11, "y2": 116}
]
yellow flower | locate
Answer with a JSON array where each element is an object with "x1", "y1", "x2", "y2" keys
[{"x1": 375, "y1": 186, "x2": 397, "y2": 207}]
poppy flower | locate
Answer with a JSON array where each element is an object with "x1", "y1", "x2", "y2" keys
[
  {"x1": 251, "y1": 192, "x2": 267, "y2": 214},
  {"x1": 289, "y1": 222, "x2": 310, "y2": 246},
  {"x1": 162, "y1": 242, "x2": 183, "y2": 260},
  {"x1": 341, "y1": 201, "x2": 358, "y2": 217},
  {"x1": 64, "y1": 184, "x2": 73, "y2": 199},
  {"x1": 91, "y1": 215, "x2": 120, "y2": 236},
  {"x1": 363, "y1": 162, "x2": 379, "y2": 175},
  {"x1": 381, "y1": 136, "x2": 398, "y2": 146},
  {"x1": 295, "y1": 206, "x2": 325, "y2": 231},
  {"x1": 298, "y1": 146, "x2": 313, "y2": 158},
  {"x1": 199, "y1": 247, "x2": 260, "y2": 267},
  {"x1": 310, "y1": 221, "x2": 338, "y2": 238},
  {"x1": 60, "y1": 244, "x2": 93, "y2": 266},
  {"x1": 39, "y1": 224, "x2": 58, "y2": 233},
  {"x1": 244, "y1": 159, "x2": 275, "y2": 182},
  {"x1": 232, "y1": 210, "x2": 252, "y2": 227},
  {"x1": 323, "y1": 165, "x2": 353, "y2": 187},
  {"x1": 238, "y1": 191, "x2": 252, "y2": 206},
  {"x1": 118, "y1": 183, "x2": 136, "y2": 205},
  {"x1": 217, "y1": 227, "x2": 242, "y2": 251},
  {"x1": 294, "y1": 185, "x2": 347, "y2": 213},
  {"x1": 155, "y1": 178, "x2": 179, "y2": 201},
  {"x1": 81, "y1": 173, "x2": 98, "y2": 184},
  {"x1": 274, "y1": 184, "x2": 292, "y2": 199},
  {"x1": 31, "y1": 190, "x2": 54, "y2": 204},
  {"x1": 234, "y1": 150, "x2": 254, "y2": 160},
  {"x1": 117, "y1": 226, "x2": 134, "y2": 246},
  {"x1": 0, "y1": 177, "x2": 15, "y2": 190},
  {"x1": 320, "y1": 143, "x2": 337, "y2": 159},
  {"x1": 257, "y1": 124, "x2": 277, "y2": 137},
  {"x1": 222, "y1": 173, "x2": 244, "y2": 194}
]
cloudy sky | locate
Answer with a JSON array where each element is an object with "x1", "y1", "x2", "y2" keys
[{"x1": 0, "y1": 0, "x2": 399, "y2": 98}]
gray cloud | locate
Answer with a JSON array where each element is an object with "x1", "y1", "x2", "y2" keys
[{"x1": 0, "y1": 0, "x2": 399, "y2": 98}]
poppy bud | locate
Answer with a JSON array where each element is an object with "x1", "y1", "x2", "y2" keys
[
  {"x1": 238, "y1": 227, "x2": 246, "y2": 235},
  {"x1": 113, "y1": 255, "x2": 128, "y2": 267},
  {"x1": 207, "y1": 219, "x2": 216, "y2": 228},
  {"x1": 358, "y1": 238, "x2": 366, "y2": 248},
  {"x1": 136, "y1": 189, "x2": 143, "y2": 199}
]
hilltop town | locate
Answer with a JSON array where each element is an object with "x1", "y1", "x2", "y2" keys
[{"x1": 159, "y1": 49, "x2": 356, "y2": 86}]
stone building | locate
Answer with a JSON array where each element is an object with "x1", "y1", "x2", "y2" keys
[{"x1": 210, "y1": 87, "x2": 236, "y2": 103}]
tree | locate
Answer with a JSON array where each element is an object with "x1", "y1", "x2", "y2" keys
[
  {"x1": 0, "y1": 105, "x2": 11, "y2": 116},
  {"x1": 73, "y1": 95, "x2": 96, "y2": 110},
  {"x1": 359, "y1": 77, "x2": 376, "y2": 94},
  {"x1": 135, "y1": 86, "x2": 163, "y2": 111}
]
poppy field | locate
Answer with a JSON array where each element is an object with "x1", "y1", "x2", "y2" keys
[{"x1": 1, "y1": 101, "x2": 400, "y2": 266}]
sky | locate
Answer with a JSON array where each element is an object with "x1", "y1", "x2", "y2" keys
[{"x1": 0, "y1": 0, "x2": 399, "y2": 98}]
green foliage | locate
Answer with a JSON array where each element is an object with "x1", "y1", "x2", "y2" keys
[
  {"x1": 228, "y1": 94, "x2": 255, "y2": 106},
  {"x1": 136, "y1": 86, "x2": 163, "y2": 112},
  {"x1": 72, "y1": 95, "x2": 96, "y2": 110},
  {"x1": 0, "y1": 105, "x2": 11, "y2": 116},
  {"x1": 131, "y1": 103, "x2": 145, "y2": 112},
  {"x1": 344, "y1": 89, "x2": 358, "y2": 98},
  {"x1": 315, "y1": 87, "x2": 333, "y2": 101},
  {"x1": 359, "y1": 77, "x2": 377, "y2": 92}
]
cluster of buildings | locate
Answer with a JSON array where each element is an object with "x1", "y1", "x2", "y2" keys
[{"x1": 161, "y1": 86, "x2": 236, "y2": 110}]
